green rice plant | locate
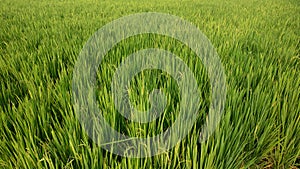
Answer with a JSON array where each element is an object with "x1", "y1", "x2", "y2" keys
[{"x1": 0, "y1": 0, "x2": 299, "y2": 168}]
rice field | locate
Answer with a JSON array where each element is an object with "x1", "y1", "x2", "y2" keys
[{"x1": 0, "y1": 0, "x2": 299, "y2": 168}]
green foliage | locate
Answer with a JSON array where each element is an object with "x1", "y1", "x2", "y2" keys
[{"x1": 0, "y1": 0, "x2": 299, "y2": 168}]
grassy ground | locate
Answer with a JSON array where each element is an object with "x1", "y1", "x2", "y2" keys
[{"x1": 0, "y1": 0, "x2": 299, "y2": 168}]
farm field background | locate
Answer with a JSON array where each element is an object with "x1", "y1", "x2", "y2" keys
[{"x1": 0, "y1": 0, "x2": 299, "y2": 168}]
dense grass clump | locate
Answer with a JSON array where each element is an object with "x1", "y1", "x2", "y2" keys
[{"x1": 0, "y1": 0, "x2": 299, "y2": 168}]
